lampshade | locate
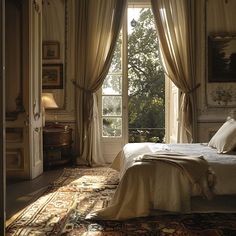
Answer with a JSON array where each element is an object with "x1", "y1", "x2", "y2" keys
[{"x1": 41, "y1": 93, "x2": 58, "y2": 109}]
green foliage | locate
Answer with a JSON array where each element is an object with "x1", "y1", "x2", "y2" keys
[{"x1": 128, "y1": 8, "x2": 165, "y2": 140}]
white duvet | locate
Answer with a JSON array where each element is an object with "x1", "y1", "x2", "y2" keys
[{"x1": 87, "y1": 143, "x2": 236, "y2": 220}]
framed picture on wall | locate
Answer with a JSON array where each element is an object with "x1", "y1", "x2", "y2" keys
[
  {"x1": 208, "y1": 35, "x2": 236, "y2": 82},
  {"x1": 43, "y1": 41, "x2": 60, "y2": 59},
  {"x1": 42, "y1": 64, "x2": 63, "y2": 89}
]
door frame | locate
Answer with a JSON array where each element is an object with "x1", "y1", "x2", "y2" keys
[
  {"x1": 28, "y1": 0, "x2": 43, "y2": 179},
  {"x1": 165, "y1": 77, "x2": 180, "y2": 143},
  {"x1": 0, "y1": 0, "x2": 6, "y2": 234},
  {"x1": 98, "y1": 9, "x2": 129, "y2": 163}
]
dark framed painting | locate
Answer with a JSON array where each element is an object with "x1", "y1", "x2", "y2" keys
[
  {"x1": 208, "y1": 35, "x2": 236, "y2": 82},
  {"x1": 42, "y1": 64, "x2": 63, "y2": 89},
  {"x1": 43, "y1": 41, "x2": 60, "y2": 60}
]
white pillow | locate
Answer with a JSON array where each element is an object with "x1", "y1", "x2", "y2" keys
[{"x1": 208, "y1": 119, "x2": 236, "y2": 153}]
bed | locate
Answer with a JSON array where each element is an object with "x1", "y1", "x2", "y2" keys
[{"x1": 88, "y1": 119, "x2": 236, "y2": 220}]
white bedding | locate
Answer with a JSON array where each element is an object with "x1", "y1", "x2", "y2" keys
[
  {"x1": 88, "y1": 143, "x2": 236, "y2": 220},
  {"x1": 114, "y1": 143, "x2": 236, "y2": 195}
]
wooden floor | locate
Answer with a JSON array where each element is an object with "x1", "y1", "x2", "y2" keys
[{"x1": 6, "y1": 168, "x2": 63, "y2": 221}]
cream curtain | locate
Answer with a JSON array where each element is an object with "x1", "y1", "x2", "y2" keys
[
  {"x1": 151, "y1": 0, "x2": 198, "y2": 142},
  {"x1": 74, "y1": 0, "x2": 126, "y2": 166}
]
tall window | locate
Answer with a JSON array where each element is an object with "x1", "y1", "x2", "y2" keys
[{"x1": 100, "y1": 5, "x2": 165, "y2": 143}]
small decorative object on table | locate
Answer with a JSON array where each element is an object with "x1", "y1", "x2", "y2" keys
[{"x1": 43, "y1": 122, "x2": 72, "y2": 169}]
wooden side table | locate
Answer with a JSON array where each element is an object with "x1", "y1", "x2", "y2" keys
[{"x1": 43, "y1": 123, "x2": 72, "y2": 169}]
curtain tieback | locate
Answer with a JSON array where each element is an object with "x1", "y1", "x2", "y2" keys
[
  {"x1": 71, "y1": 80, "x2": 93, "y2": 94},
  {"x1": 187, "y1": 83, "x2": 201, "y2": 94}
]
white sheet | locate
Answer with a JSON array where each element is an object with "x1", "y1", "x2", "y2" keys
[{"x1": 88, "y1": 143, "x2": 236, "y2": 220}]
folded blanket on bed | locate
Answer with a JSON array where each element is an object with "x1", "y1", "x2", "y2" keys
[{"x1": 134, "y1": 151, "x2": 215, "y2": 199}]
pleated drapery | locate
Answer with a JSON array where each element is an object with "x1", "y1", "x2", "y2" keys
[
  {"x1": 74, "y1": 0, "x2": 126, "y2": 166},
  {"x1": 151, "y1": 0, "x2": 198, "y2": 142}
]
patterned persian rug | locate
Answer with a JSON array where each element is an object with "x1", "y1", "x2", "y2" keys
[{"x1": 6, "y1": 167, "x2": 236, "y2": 235}]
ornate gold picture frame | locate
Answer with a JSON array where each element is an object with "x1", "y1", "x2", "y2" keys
[
  {"x1": 43, "y1": 41, "x2": 60, "y2": 60},
  {"x1": 42, "y1": 64, "x2": 63, "y2": 89}
]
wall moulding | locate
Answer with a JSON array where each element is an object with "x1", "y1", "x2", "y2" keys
[
  {"x1": 42, "y1": 0, "x2": 75, "y2": 121},
  {"x1": 33, "y1": 0, "x2": 41, "y2": 13},
  {"x1": 42, "y1": 0, "x2": 68, "y2": 110},
  {"x1": 205, "y1": 35, "x2": 236, "y2": 107},
  {"x1": 204, "y1": 0, "x2": 236, "y2": 109}
]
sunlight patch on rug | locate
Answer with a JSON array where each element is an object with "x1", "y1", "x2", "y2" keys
[{"x1": 6, "y1": 167, "x2": 119, "y2": 235}]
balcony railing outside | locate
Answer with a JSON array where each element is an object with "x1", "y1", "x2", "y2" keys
[{"x1": 128, "y1": 128, "x2": 165, "y2": 143}]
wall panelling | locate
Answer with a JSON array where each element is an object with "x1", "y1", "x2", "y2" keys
[{"x1": 196, "y1": 0, "x2": 236, "y2": 141}]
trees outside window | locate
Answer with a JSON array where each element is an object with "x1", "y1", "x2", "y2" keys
[{"x1": 128, "y1": 8, "x2": 165, "y2": 142}]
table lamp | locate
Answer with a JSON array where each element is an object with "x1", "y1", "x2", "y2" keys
[{"x1": 41, "y1": 93, "x2": 58, "y2": 126}]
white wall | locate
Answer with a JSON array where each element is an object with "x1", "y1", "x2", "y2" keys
[{"x1": 196, "y1": 0, "x2": 236, "y2": 142}]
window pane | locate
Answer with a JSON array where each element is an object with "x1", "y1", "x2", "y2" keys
[
  {"x1": 109, "y1": 34, "x2": 122, "y2": 73},
  {"x1": 103, "y1": 118, "x2": 122, "y2": 137},
  {"x1": 102, "y1": 75, "x2": 122, "y2": 95},
  {"x1": 102, "y1": 96, "x2": 122, "y2": 116}
]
